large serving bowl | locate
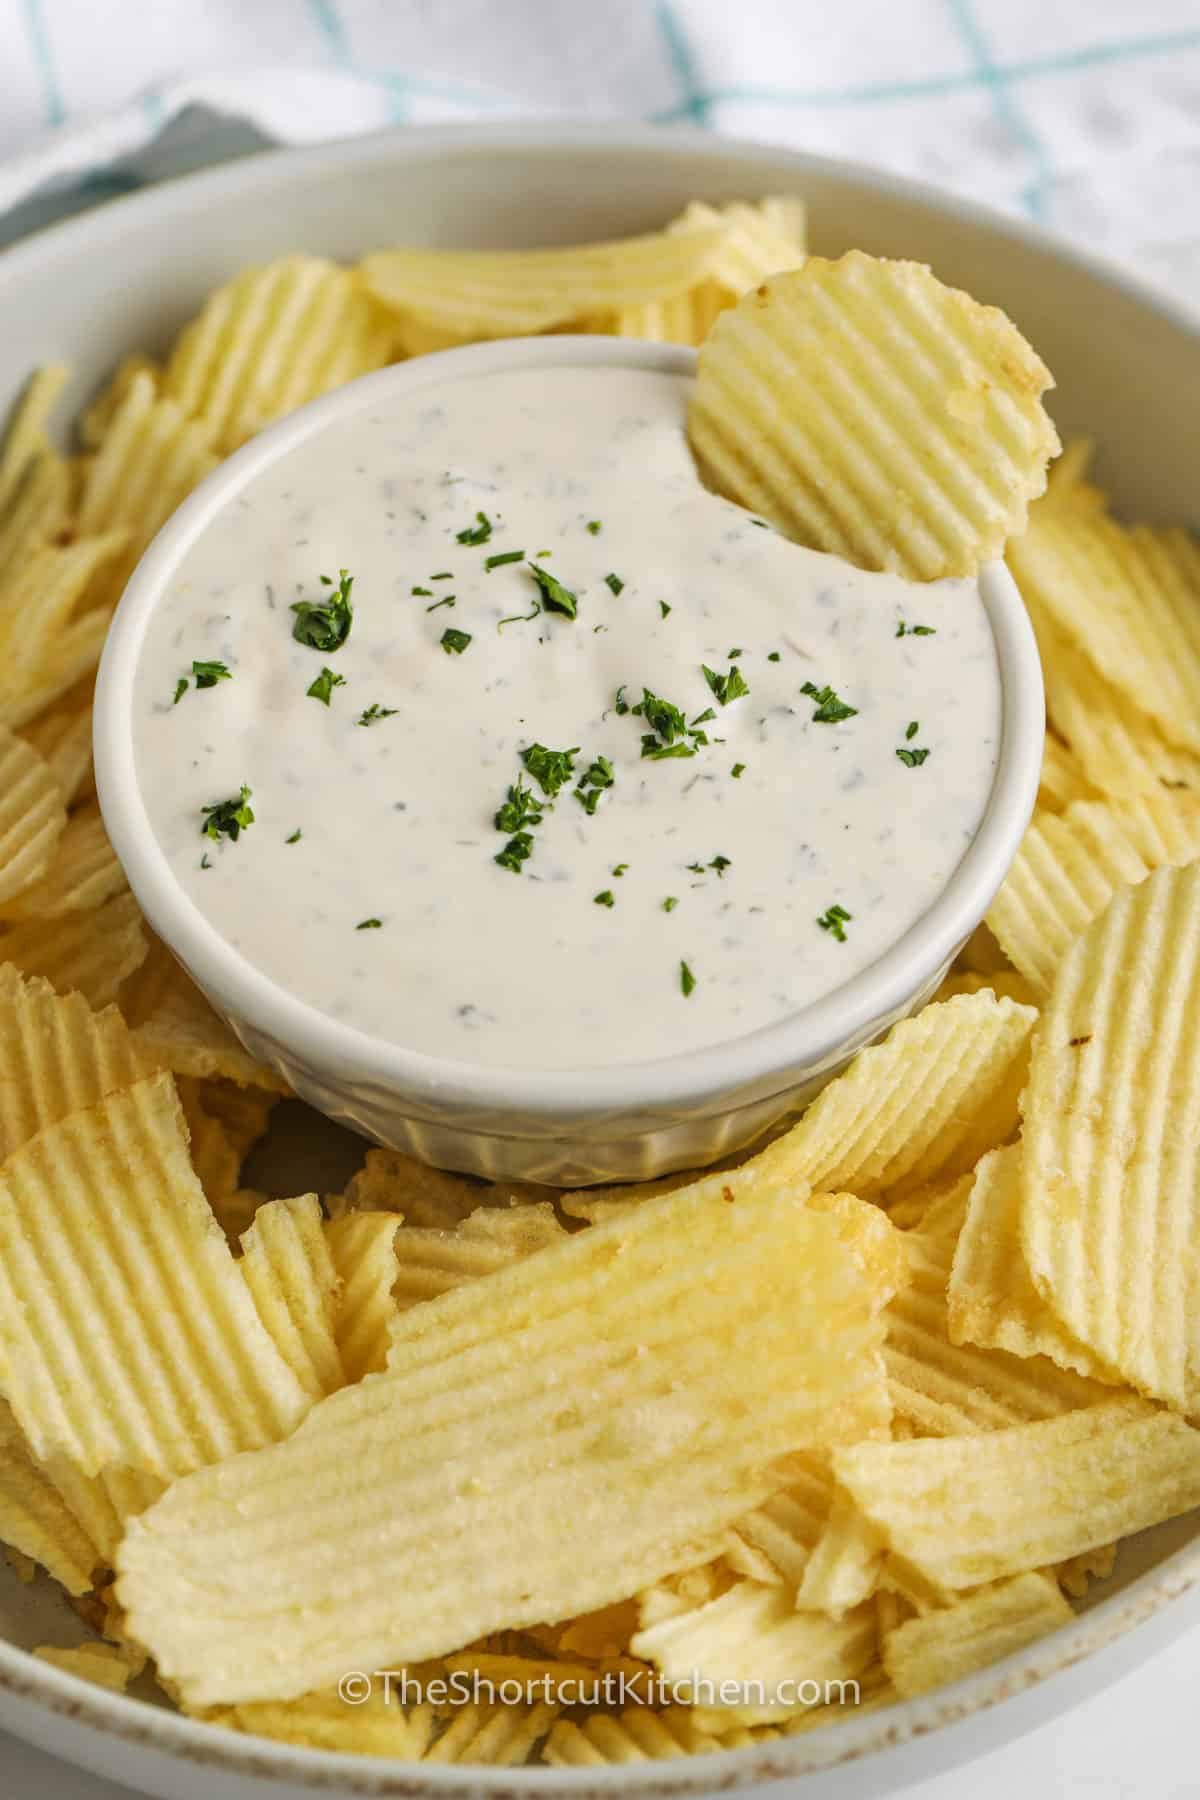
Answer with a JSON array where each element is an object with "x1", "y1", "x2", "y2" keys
[{"x1": 2, "y1": 121, "x2": 1200, "y2": 1800}]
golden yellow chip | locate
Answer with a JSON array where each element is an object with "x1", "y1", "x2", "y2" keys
[
  {"x1": 0, "y1": 800, "x2": 125, "y2": 921},
  {"x1": 361, "y1": 226, "x2": 729, "y2": 343},
  {"x1": 984, "y1": 797, "x2": 1200, "y2": 997},
  {"x1": 689, "y1": 253, "x2": 1058, "y2": 581},
  {"x1": 543, "y1": 1708, "x2": 723, "y2": 1765},
  {"x1": 632, "y1": 1581, "x2": 877, "y2": 1725},
  {"x1": 886, "y1": 1215, "x2": 1111, "y2": 1436},
  {"x1": 0, "y1": 365, "x2": 69, "y2": 505},
  {"x1": 0, "y1": 602, "x2": 113, "y2": 735},
  {"x1": 947, "y1": 1144, "x2": 1120, "y2": 1381},
  {"x1": 1021, "y1": 863, "x2": 1200, "y2": 1406},
  {"x1": 0, "y1": 448, "x2": 71, "y2": 571},
  {"x1": 794, "y1": 1495, "x2": 886, "y2": 1617},
  {"x1": 0, "y1": 1400, "x2": 102, "y2": 1595},
  {"x1": 725, "y1": 1454, "x2": 835, "y2": 1592},
  {"x1": 1009, "y1": 505, "x2": 1200, "y2": 755},
  {"x1": 392, "y1": 1201, "x2": 567, "y2": 1311},
  {"x1": 835, "y1": 1398, "x2": 1200, "y2": 1590},
  {"x1": 34, "y1": 1641, "x2": 138, "y2": 1692},
  {"x1": 43, "y1": 1457, "x2": 164, "y2": 1571},
  {"x1": 0, "y1": 1072, "x2": 310, "y2": 1479},
  {"x1": 162, "y1": 257, "x2": 395, "y2": 454},
  {"x1": 238, "y1": 1195, "x2": 344, "y2": 1402},
  {"x1": 0, "y1": 534, "x2": 128, "y2": 724},
  {"x1": 1037, "y1": 732, "x2": 1095, "y2": 814},
  {"x1": 755, "y1": 990, "x2": 1036, "y2": 1198},
  {"x1": 117, "y1": 1170, "x2": 899, "y2": 1705},
  {"x1": 124, "y1": 937, "x2": 288, "y2": 1091},
  {"x1": 0, "y1": 887, "x2": 147, "y2": 1010},
  {"x1": 930, "y1": 968, "x2": 1041, "y2": 1011},
  {"x1": 882, "y1": 1170, "x2": 973, "y2": 1237},
  {"x1": 333, "y1": 1143, "x2": 488, "y2": 1226},
  {"x1": 177, "y1": 1075, "x2": 242, "y2": 1209},
  {"x1": 222, "y1": 1687, "x2": 432, "y2": 1759},
  {"x1": 78, "y1": 353, "x2": 161, "y2": 451},
  {"x1": 323, "y1": 1210, "x2": 401, "y2": 1381},
  {"x1": 21, "y1": 687, "x2": 95, "y2": 807},
  {"x1": 0, "y1": 723, "x2": 66, "y2": 906},
  {"x1": 882, "y1": 1570, "x2": 1072, "y2": 1697}
]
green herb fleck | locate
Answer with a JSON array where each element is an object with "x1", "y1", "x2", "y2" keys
[
  {"x1": 710, "y1": 854, "x2": 732, "y2": 877},
  {"x1": 575, "y1": 754, "x2": 615, "y2": 815},
  {"x1": 817, "y1": 904, "x2": 852, "y2": 942},
  {"x1": 200, "y1": 785, "x2": 254, "y2": 844},
  {"x1": 521, "y1": 742, "x2": 579, "y2": 798},
  {"x1": 613, "y1": 685, "x2": 629, "y2": 715},
  {"x1": 594, "y1": 890, "x2": 615, "y2": 908},
  {"x1": 896, "y1": 745, "x2": 931, "y2": 767},
  {"x1": 440, "y1": 628, "x2": 472, "y2": 655},
  {"x1": 426, "y1": 594, "x2": 456, "y2": 612},
  {"x1": 690, "y1": 707, "x2": 717, "y2": 728},
  {"x1": 484, "y1": 549, "x2": 525, "y2": 571},
  {"x1": 906, "y1": 720, "x2": 919, "y2": 739},
  {"x1": 663, "y1": 895, "x2": 678, "y2": 913},
  {"x1": 680, "y1": 960, "x2": 696, "y2": 998},
  {"x1": 356, "y1": 917, "x2": 383, "y2": 930},
  {"x1": 192, "y1": 659, "x2": 231, "y2": 689},
  {"x1": 307, "y1": 666, "x2": 346, "y2": 705},
  {"x1": 494, "y1": 778, "x2": 545, "y2": 834},
  {"x1": 613, "y1": 863, "x2": 629, "y2": 877},
  {"x1": 412, "y1": 585, "x2": 432, "y2": 597},
  {"x1": 199, "y1": 853, "x2": 211, "y2": 870},
  {"x1": 498, "y1": 602, "x2": 541, "y2": 631},
  {"x1": 702, "y1": 663, "x2": 750, "y2": 707},
  {"x1": 604, "y1": 573, "x2": 624, "y2": 596},
  {"x1": 172, "y1": 677, "x2": 188, "y2": 706},
  {"x1": 659, "y1": 600, "x2": 671, "y2": 619},
  {"x1": 731, "y1": 762, "x2": 746, "y2": 779},
  {"x1": 431, "y1": 571, "x2": 454, "y2": 581},
  {"x1": 456, "y1": 511, "x2": 492, "y2": 546},
  {"x1": 357, "y1": 704, "x2": 398, "y2": 727},
  {"x1": 896, "y1": 621, "x2": 937, "y2": 638},
  {"x1": 495, "y1": 832, "x2": 535, "y2": 874},
  {"x1": 528, "y1": 563, "x2": 578, "y2": 620},
  {"x1": 642, "y1": 736, "x2": 696, "y2": 762},
  {"x1": 636, "y1": 688, "x2": 689, "y2": 745},
  {"x1": 727, "y1": 647, "x2": 743, "y2": 660},
  {"x1": 586, "y1": 519, "x2": 602, "y2": 535},
  {"x1": 285, "y1": 828, "x2": 302, "y2": 844},
  {"x1": 291, "y1": 569, "x2": 353, "y2": 653},
  {"x1": 801, "y1": 680, "x2": 857, "y2": 724},
  {"x1": 767, "y1": 650, "x2": 781, "y2": 662}
]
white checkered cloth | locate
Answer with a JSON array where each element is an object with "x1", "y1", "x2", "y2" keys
[{"x1": 1, "y1": 0, "x2": 1199, "y2": 307}]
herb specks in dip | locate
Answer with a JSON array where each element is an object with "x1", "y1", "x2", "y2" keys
[{"x1": 133, "y1": 366, "x2": 1001, "y2": 1069}]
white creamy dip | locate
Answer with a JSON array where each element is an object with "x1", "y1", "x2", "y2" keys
[{"x1": 132, "y1": 365, "x2": 1002, "y2": 1070}]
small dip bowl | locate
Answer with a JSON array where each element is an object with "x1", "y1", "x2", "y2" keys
[{"x1": 94, "y1": 335, "x2": 1043, "y2": 1186}]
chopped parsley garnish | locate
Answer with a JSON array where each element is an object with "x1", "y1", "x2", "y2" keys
[
  {"x1": 613, "y1": 686, "x2": 629, "y2": 715},
  {"x1": 440, "y1": 627, "x2": 472, "y2": 655},
  {"x1": 285, "y1": 828, "x2": 302, "y2": 844},
  {"x1": 412, "y1": 585, "x2": 432, "y2": 597},
  {"x1": 356, "y1": 917, "x2": 383, "y2": 930},
  {"x1": 192, "y1": 659, "x2": 231, "y2": 689},
  {"x1": 498, "y1": 602, "x2": 541, "y2": 631},
  {"x1": 528, "y1": 562, "x2": 579, "y2": 620},
  {"x1": 307, "y1": 666, "x2": 346, "y2": 705},
  {"x1": 172, "y1": 677, "x2": 188, "y2": 705},
  {"x1": 575, "y1": 754, "x2": 615, "y2": 815},
  {"x1": 702, "y1": 663, "x2": 750, "y2": 707},
  {"x1": 731, "y1": 762, "x2": 746, "y2": 779},
  {"x1": 613, "y1": 863, "x2": 629, "y2": 877},
  {"x1": 494, "y1": 778, "x2": 545, "y2": 834},
  {"x1": 484, "y1": 549, "x2": 525, "y2": 571},
  {"x1": 495, "y1": 831, "x2": 535, "y2": 874},
  {"x1": 291, "y1": 569, "x2": 353, "y2": 653},
  {"x1": 357, "y1": 704, "x2": 398, "y2": 727},
  {"x1": 663, "y1": 895, "x2": 678, "y2": 913},
  {"x1": 456, "y1": 511, "x2": 492, "y2": 546},
  {"x1": 690, "y1": 707, "x2": 717, "y2": 728},
  {"x1": 906, "y1": 720, "x2": 919, "y2": 739},
  {"x1": 680, "y1": 960, "x2": 696, "y2": 998},
  {"x1": 896, "y1": 745, "x2": 931, "y2": 767},
  {"x1": 604, "y1": 573, "x2": 624, "y2": 596},
  {"x1": 817, "y1": 904, "x2": 852, "y2": 942},
  {"x1": 431, "y1": 571, "x2": 454, "y2": 580},
  {"x1": 636, "y1": 688, "x2": 688, "y2": 744},
  {"x1": 659, "y1": 600, "x2": 671, "y2": 618},
  {"x1": 642, "y1": 736, "x2": 695, "y2": 762},
  {"x1": 426, "y1": 595, "x2": 456, "y2": 612},
  {"x1": 521, "y1": 742, "x2": 579, "y2": 798},
  {"x1": 727, "y1": 647, "x2": 743, "y2": 659},
  {"x1": 594, "y1": 890, "x2": 615, "y2": 908},
  {"x1": 200, "y1": 784, "x2": 254, "y2": 843},
  {"x1": 710, "y1": 854, "x2": 732, "y2": 877},
  {"x1": 586, "y1": 519, "x2": 602, "y2": 535},
  {"x1": 767, "y1": 651, "x2": 781, "y2": 662},
  {"x1": 801, "y1": 680, "x2": 857, "y2": 724},
  {"x1": 896, "y1": 621, "x2": 937, "y2": 637},
  {"x1": 199, "y1": 853, "x2": 211, "y2": 870}
]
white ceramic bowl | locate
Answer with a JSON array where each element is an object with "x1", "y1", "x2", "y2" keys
[
  {"x1": 94, "y1": 333, "x2": 1042, "y2": 1188},
  {"x1": 3, "y1": 120, "x2": 1200, "y2": 1800}
]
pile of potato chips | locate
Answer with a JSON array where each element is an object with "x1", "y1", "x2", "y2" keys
[{"x1": 1, "y1": 196, "x2": 1200, "y2": 1769}]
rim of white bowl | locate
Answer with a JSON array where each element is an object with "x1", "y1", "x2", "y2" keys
[{"x1": 94, "y1": 334, "x2": 1043, "y2": 1120}]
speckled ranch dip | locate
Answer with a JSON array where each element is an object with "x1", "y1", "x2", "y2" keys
[{"x1": 132, "y1": 364, "x2": 1002, "y2": 1070}]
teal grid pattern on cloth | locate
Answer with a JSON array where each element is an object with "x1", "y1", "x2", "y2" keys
[{"x1": 2, "y1": 0, "x2": 1200, "y2": 300}]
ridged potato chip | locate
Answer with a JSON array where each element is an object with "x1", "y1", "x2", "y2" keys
[
  {"x1": 0, "y1": 963, "x2": 156, "y2": 1162},
  {"x1": 324, "y1": 1211, "x2": 401, "y2": 1381},
  {"x1": 0, "y1": 887, "x2": 147, "y2": 1009},
  {"x1": 0, "y1": 535, "x2": 127, "y2": 722},
  {"x1": 43, "y1": 1457, "x2": 164, "y2": 1570},
  {"x1": 835, "y1": 1398, "x2": 1200, "y2": 1590},
  {"x1": 725, "y1": 1454, "x2": 835, "y2": 1592},
  {"x1": 78, "y1": 353, "x2": 161, "y2": 450},
  {"x1": 1009, "y1": 505, "x2": 1200, "y2": 755},
  {"x1": 794, "y1": 1495, "x2": 886, "y2": 1617},
  {"x1": 881, "y1": 1570, "x2": 1071, "y2": 1697},
  {"x1": 0, "y1": 724, "x2": 66, "y2": 905},
  {"x1": 0, "y1": 448, "x2": 71, "y2": 571},
  {"x1": 689, "y1": 253, "x2": 1058, "y2": 580},
  {"x1": 392, "y1": 1202, "x2": 568, "y2": 1311},
  {"x1": 424, "y1": 1701, "x2": 561, "y2": 1767},
  {"x1": 361, "y1": 227, "x2": 729, "y2": 343},
  {"x1": 986, "y1": 797, "x2": 1200, "y2": 998},
  {"x1": 34, "y1": 1641, "x2": 138, "y2": 1692},
  {"x1": 948, "y1": 1145, "x2": 1120, "y2": 1381},
  {"x1": 220, "y1": 1689, "x2": 433, "y2": 1759},
  {"x1": 755, "y1": 991, "x2": 1036, "y2": 1198},
  {"x1": 124, "y1": 937, "x2": 288, "y2": 1091},
  {"x1": 21, "y1": 687, "x2": 95, "y2": 807},
  {"x1": 0, "y1": 1401, "x2": 102, "y2": 1594},
  {"x1": 0, "y1": 603, "x2": 113, "y2": 734},
  {"x1": 238, "y1": 1195, "x2": 343, "y2": 1402},
  {"x1": 1037, "y1": 733, "x2": 1094, "y2": 814},
  {"x1": 162, "y1": 257, "x2": 395, "y2": 453},
  {"x1": 0, "y1": 800, "x2": 125, "y2": 921},
  {"x1": 543, "y1": 1708, "x2": 724, "y2": 1765},
  {"x1": 0, "y1": 1073, "x2": 310, "y2": 1479},
  {"x1": 118, "y1": 1173, "x2": 899, "y2": 1704},
  {"x1": 1021, "y1": 864, "x2": 1200, "y2": 1406},
  {"x1": 0, "y1": 365, "x2": 69, "y2": 505},
  {"x1": 333, "y1": 1143, "x2": 488, "y2": 1226}
]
